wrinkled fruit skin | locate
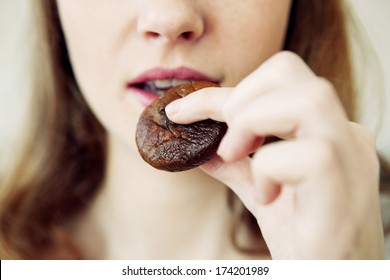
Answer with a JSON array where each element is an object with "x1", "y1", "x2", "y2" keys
[{"x1": 136, "y1": 81, "x2": 227, "y2": 172}]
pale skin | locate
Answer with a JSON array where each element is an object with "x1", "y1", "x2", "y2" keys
[{"x1": 56, "y1": 0, "x2": 385, "y2": 259}]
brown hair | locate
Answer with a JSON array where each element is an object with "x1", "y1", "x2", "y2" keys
[
  {"x1": 0, "y1": 0, "x2": 389, "y2": 259},
  {"x1": 0, "y1": 1, "x2": 106, "y2": 258}
]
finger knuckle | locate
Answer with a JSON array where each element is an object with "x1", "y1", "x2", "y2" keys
[
  {"x1": 316, "y1": 77, "x2": 336, "y2": 98},
  {"x1": 271, "y1": 51, "x2": 304, "y2": 74},
  {"x1": 350, "y1": 122, "x2": 376, "y2": 148},
  {"x1": 197, "y1": 90, "x2": 213, "y2": 114},
  {"x1": 222, "y1": 100, "x2": 235, "y2": 123},
  {"x1": 348, "y1": 123, "x2": 380, "y2": 177},
  {"x1": 302, "y1": 78, "x2": 337, "y2": 116},
  {"x1": 310, "y1": 139, "x2": 339, "y2": 173}
]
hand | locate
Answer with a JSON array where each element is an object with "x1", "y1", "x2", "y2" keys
[{"x1": 165, "y1": 51, "x2": 385, "y2": 259}]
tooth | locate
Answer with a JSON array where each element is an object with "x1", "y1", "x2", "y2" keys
[
  {"x1": 153, "y1": 79, "x2": 173, "y2": 89},
  {"x1": 144, "y1": 79, "x2": 196, "y2": 95},
  {"x1": 155, "y1": 89, "x2": 166, "y2": 95},
  {"x1": 171, "y1": 79, "x2": 187, "y2": 86}
]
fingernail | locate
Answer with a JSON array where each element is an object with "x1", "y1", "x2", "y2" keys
[{"x1": 165, "y1": 101, "x2": 180, "y2": 117}]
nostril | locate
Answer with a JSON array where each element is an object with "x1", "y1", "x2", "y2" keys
[
  {"x1": 138, "y1": 8, "x2": 205, "y2": 42},
  {"x1": 144, "y1": 30, "x2": 196, "y2": 41},
  {"x1": 181, "y1": 31, "x2": 194, "y2": 40},
  {"x1": 145, "y1": 31, "x2": 160, "y2": 39}
]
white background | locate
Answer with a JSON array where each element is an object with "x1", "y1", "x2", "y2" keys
[
  {"x1": 351, "y1": 0, "x2": 390, "y2": 160},
  {"x1": 2, "y1": 260, "x2": 390, "y2": 280}
]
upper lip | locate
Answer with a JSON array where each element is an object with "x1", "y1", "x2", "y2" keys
[{"x1": 128, "y1": 67, "x2": 219, "y2": 86}]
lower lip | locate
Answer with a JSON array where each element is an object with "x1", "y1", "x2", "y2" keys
[{"x1": 128, "y1": 87, "x2": 159, "y2": 107}]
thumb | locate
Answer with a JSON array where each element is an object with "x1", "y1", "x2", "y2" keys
[{"x1": 200, "y1": 156, "x2": 257, "y2": 214}]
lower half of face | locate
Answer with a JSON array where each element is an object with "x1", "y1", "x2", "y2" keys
[{"x1": 57, "y1": 0, "x2": 291, "y2": 154}]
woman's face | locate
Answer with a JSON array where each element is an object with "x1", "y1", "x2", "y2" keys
[{"x1": 57, "y1": 0, "x2": 291, "y2": 153}]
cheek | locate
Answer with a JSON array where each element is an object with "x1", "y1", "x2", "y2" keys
[
  {"x1": 57, "y1": 2, "x2": 141, "y2": 151},
  {"x1": 58, "y1": 4, "x2": 121, "y2": 99},
  {"x1": 219, "y1": 1, "x2": 291, "y2": 85}
]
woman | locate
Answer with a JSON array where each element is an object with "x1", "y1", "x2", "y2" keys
[{"x1": 0, "y1": 0, "x2": 388, "y2": 259}]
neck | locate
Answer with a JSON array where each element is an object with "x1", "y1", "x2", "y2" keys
[{"x1": 76, "y1": 136, "x2": 237, "y2": 259}]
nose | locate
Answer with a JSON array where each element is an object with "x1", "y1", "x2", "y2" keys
[{"x1": 137, "y1": 1, "x2": 205, "y2": 43}]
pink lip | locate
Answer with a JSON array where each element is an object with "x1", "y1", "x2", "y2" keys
[{"x1": 127, "y1": 67, "x2": 218, "y2": 107}]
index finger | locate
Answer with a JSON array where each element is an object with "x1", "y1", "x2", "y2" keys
[{"x1": 165, "y1": 87, "x2": 232, "y2": 124}]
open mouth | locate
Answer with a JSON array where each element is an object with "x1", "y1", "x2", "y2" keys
[
  {"x1": 129, "y1": 67, "x2": 219, "y2": 107},
  {"x1": 133, "y1": 79, "x2": 195, "y2": 95}
]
